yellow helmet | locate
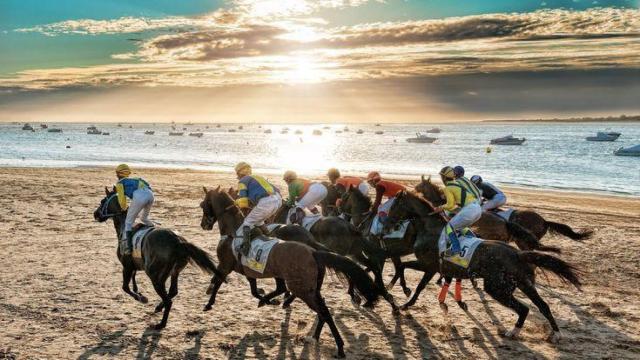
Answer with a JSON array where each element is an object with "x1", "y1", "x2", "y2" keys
[
  {"x1": 234, "y1": 162, "x2": 252, "y2": 177},
  {"x1": 283, "y1": 170, "x2": 297, "y2": 181},
  {"x1": 115, "y1": 163, "x2": 131, "y2": 177},
  {"x1": 439, "y1": 166, "x2": 455, "y2": 180}
]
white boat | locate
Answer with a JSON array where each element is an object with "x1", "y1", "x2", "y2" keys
[
  {"x1": 426, "y1": 127, "x2": 441, "y2": 133},
  {"x1": 294, "y1": 130, "x2": 303, "y2": 135},
  {"x1": 343, "y1": 127, "x2": 349, "y2": 132},
  {"x1": 189, "y1": 132, "x2": 203, "y2": 137},
  {"x1": 87, "y1": 129, "x2": 102, "y2": 135},
  {"x1": 22, "y1": 123, "x2": 34, "y2": 131},
  {"x1": 169, "y1": 131, "x2": 184, "y2": 136},
  {"x1": 586, "y1": 131, "x2": 621, "y2": 142},
  {"x1": 490, "y1": 135, "x2": 525, "y2": 145},
  {"x1": 228, "y1": 129, "x2": 236, "y2": 133},
  {"x1": 145, "y1": 130, "x2": 155, "y2": 135},
  {"x1": 407, "y1": 133, "x2": 437, "y2": 143},
  {"x1": 356, "y1": 129, "x2": 364, "y2": 134},
  {"x1": 87, "y1": 125, "x2": 98, "y2": 130},
  {"x1": 614, "y1": 144, "x2": 640, "y2": 157},
  {"x1": 264, "y1": 129, "x2": 272, "y2": 134},
  {"x1": 375, "y1": 131, "x2": 384, "y2": 135},
  {"x1": 313, "y1": 129, "x2": 322, "y2": 135}
]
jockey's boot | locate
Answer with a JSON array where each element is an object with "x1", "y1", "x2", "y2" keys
[
  {"x1": 121, "y1": 231, "x2": 133, "y2": 256},
  {"x1": 444, "y1": 224, "x2": 461, "y2": 256},
  {"x1": 240, "y1": 226, "x2": 252, "y2": 256}
]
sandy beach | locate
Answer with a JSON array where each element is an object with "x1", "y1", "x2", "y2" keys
[{"x1": 0, "y1": 166, "x2": 639, "y2": 359}]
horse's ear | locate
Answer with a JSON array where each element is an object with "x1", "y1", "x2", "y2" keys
[
  {"x1": 427, "y1": 175, "x2": 431, "y2": 182},
  {"x1": 203, "y1": 186, "x2": 208, "y2": 194},
  {"x1": 348, "y1": 184, "x2": 354, "y2": 191},
  {"x1": 105, "y1": 186, "x2": 110, "y2": 195},
  {"x1": 215, "y1": 185, "x2": 221, "y2": 192},
  {"x1": 421, "y1": 174, "x2": 425, "y2": 182}
]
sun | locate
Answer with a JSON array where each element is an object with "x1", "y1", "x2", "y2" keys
[{"x1": 281, "y1": 55, "x2": 325, "y2": 84}]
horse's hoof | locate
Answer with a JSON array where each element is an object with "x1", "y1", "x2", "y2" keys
[
  {"x1": 335, "y1": 350, "x2": 346, "y2": 358},
  {"x1": 504, "y1": 326, "x2": 521, "y2": 339},
  {"x1": 257, "y1": 288, "x2": 266, "y2": 296},
  {"x1": 268, "y1": 299, "x2": 281, "y2": 306},
  {"x1": 402, "y1": 287, "x2": 412, "y2": 297},
  {"x1": 203, "y1": 304, "x2": 213, "y2": 312},
  {"x1": 139, "y1": 295, "x2": 148, "y2": 304},
  {"x1": 547, "y1": 331, "x2": 562, "y2": 343},
  {"x1": 439, "y1": 302, "x2": 449, "y2": 315},
  {"x1": 457, "y1": 301, "x2": 468, "y2": 312},
  {"x1": 205, "y1": 285, "x2": 213, "y2": 295}
]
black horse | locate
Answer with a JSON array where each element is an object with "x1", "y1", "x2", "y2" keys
[
  {"x1": 386, "y1": 190, "x2": 582, "y2": 342},
  {"x1": 94, "y1": 187, "x2": 223, "y2": 329}
]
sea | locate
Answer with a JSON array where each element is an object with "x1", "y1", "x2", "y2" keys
[{"x1": 1, "y1": 121, "x2": 639, "y2": 196}]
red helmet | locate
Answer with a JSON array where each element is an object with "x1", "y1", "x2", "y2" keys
[{"x1": 366, "y1": 171, "x2": 381, "y2": 183}]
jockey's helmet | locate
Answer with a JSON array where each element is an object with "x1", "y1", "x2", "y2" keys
[
  {"x1": 327, "y1": 168, "x2": 340, "y2": 180},
  {"x1": 471, "y1": 175, "x2": 483, "y2": 185},
  {"x1": 366, "y1": 171, "x2": 381, "y2": 184},
  {"x1": 234, "y1": 162, "x2": 252, "y2": 177},
  {"x1": 453, "y1": 165, "x2": 465, "y2": 178},
  {"x1": 115, "y1": 164, "x2": 131, "y2": 177},
  {"x1": 439, "y1": 166, "x2": 456, "y2": 181},
  {"x1": 283, "y1": 170, "x2": 297, "y2": 182}
]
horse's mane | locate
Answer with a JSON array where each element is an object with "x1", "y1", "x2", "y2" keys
[
  {"x1": 403, "y1": 190, "x2": 437, "y2": 212},
  {"x1": 349, "y1": 186, "x2": 371, "y2": 205}
]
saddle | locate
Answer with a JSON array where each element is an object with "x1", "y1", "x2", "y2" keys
[
  {"x1": 232, "y1": 234, "x2": 280, "y2": 274},
  {"x1": 130, "y1": 224, "x2": 155, "y2": 270},
  {"x1": 488, "y1": 208, "x2": 515, "y2": 222}
]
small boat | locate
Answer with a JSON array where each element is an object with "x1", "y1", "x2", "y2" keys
[
  {"x1": 323, "y1": 126, "x2": 331, "y2": 130},
  {"x1": 490, "y1": 135, "x2": 525, "y2": 145},
  {"x1": 22, "y1": 123, "x2": 34, "y2": 131},
  {"x1": 586, "y1": 131, "x2": 620, "y2": 142},
  {"x1": 426, "y1": 127, "x2": 441, "y2": 133},
  {"x1": 264, "y1": 129, "x2": 272, "y2": 134},
  {"x1": 614, "y1": 144, "x2": 640, "y2": 157},
  {"x1": 228, "y1": 129, "x2": 236, "y2": 133},
  {"x1": 335, "y1": 130, "x2": 342, "y2": 134},
  {"x1": 238, "y1": 125, "x2": 243, "y2": 130},
  {"x1": 169, "y1": 132, "x2": 184, "y2": 136},
  {"x1": 102, "y1": 132, "x2": 110, "y2": 136},
  {"x1": 87, "y1": 125, "x2": 98, "y2": 130},
  {"x1": 283, "y1": 127, "x2": 290, "y2": 131},
  {"x1": 47, "y1": 128, "x2": 63, "y2": 133},
  {"x1": 87, "y1": 129, "x2": 102, "y2": 135},
  {"x1": 281, "y1": 129, "x2": 288, "y2": 134},
  {"x1": 312, "y1": 129, "x2": 322, "y2": 136},
  {"x1": 182, "y1": 127, "x2": 187, "y2": 130},
  {"x1": 375, "y1": 131, "x2": 384, "y2": 135},
  {"x1": 375, "y1": 123, "x2": 381, "y2": 127},
  {"x1": 343, "y1": 127, "x2": 349, "y2": 132},
  {"x1": 356, "y1": 129, "x2": 364, "y2": 134},
  {"x1": 406, "y1": 133, "x2": 437, "y2": 143},
  {"x1": 145, "y1": 130, "x2": 155, "y2": 135},
  {"x1": 117, "y1": 123, "x2": 123, "y2": 127},
  {"x1": 40, "y1": 124, "x2": 48, "y2": 129},
  {"x1": 216, "y1": 124, "x2": 221, "y2": 128},
  {"x1": 189, "y1": 132, "x2": 203, "y2": 137},
  {"x1": 294, "y1": 130, "x2": 303, "y2": 135}
]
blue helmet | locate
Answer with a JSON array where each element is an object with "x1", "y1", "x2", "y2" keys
[
  {"x1": 471, "y1": 175, "x2": 483, "y2": 184},
  {"x1": 453, "y1": 166, "x2": 465, "y2": 178}
]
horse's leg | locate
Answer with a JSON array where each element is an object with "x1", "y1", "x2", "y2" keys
[
  {"x1": 248, "y1": 277, "x2": 265, "y2": 302},
  {"x1": 203, "y1": 275, "x2": 224, "y2": 311},
  {"x1": 484, "y1": 278, "x2": 529, "y2": 340},
  {"x1": 282, "y1": 293, "x2": 296, "y2": 308},
  {"x1": 315, "y1": 292, "x2": 345, "y2": 358},
  {"x1": 131, "y1": 271, "x2": 148, "y2": 302},
  {"x1": 518, "y1": 281, "x2": 561, "y2": 343},
  {"x1": 150, "y1": 277, "x2": 172, "y2": 330},
  {"x1": 388, "y1": 257, "x2": 412, "y2": 297},
  {"x1": 258, "y1": 278, "x2": 287, "y2": 307},
  {"x1": 155, "y1": 273, "x2": 179, "y2": 313},
  {"x1": 400, "y1": 269, "x2": 436, "y2": 310},
  {"x1": 437, "y1": 276, "x2": 454, "y2": 314},
  {"x1": 122, "y1": 266, "x2": 145, "y2": 303}
]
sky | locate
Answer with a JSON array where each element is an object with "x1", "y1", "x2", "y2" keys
[{"x1": 1, "y1": 0, "x2": 639, "y2": 123}]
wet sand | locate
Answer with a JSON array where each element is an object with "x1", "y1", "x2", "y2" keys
[{"x1": 0, "y1": 167, "x2": 638, "y2": 359}]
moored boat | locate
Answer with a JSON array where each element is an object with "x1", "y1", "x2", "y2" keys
[
  {"x1": 586, "y1": 131, "x2": 620, "y2": 142},
  {"x1": 169, "y1": 131, "x2": 184, "y2": 136},
  {"x1": 189, "y1": 132, "x2": 203, "y2": 137},
  {"x1": 406, "y1": 133, "x2": 437, "y2": 143},
  {"x1": 375, "y1": 130, "x2": 384, "y2": 135},
  {"x1": 87, "y1": 129, "x2": 102, "y2": 135},
  {"x1": 40, "y1": 124, "x2": 48, "y2": 129},
  {"x1": 312, "y1": 129, "x2": 322, "y2": 135},
  {"x1": 47, "y1": 128, "x2": 63, "y2": 133},
  {"x1": 614, "y1": 144, "x2": 640, "y2": 157},
  {"x1": 426, "y1": 127, "x2": 441, "y2": 133},
  {"x1": 145, "y1": 130, "x2": 155, "y2": 135},
  {"x1": 490, "y1": 135, "x2": 525, "y2": 145},
  {"x1": 22, "y1": 123, "x2": 34, "y2": 131}
]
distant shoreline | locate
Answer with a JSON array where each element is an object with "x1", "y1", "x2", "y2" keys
[{"x1": 483, "y1": 116, "x2": 640, "y2": 123}]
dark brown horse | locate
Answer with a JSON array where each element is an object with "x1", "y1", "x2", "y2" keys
[
  {"x1": 94, "y1": 187, "x2": 223, "y2": 329},
  {"x1": 416, "y1": 175, "x2": 592, "y2": 241},
  {"x1": 319, "y1": 181, "x2": 341, "y2": 216},
  {"x1": 386, "y1": 190, "x2": 582, "y2": 342},
  {"x1": 338, "y1": 185, "x2": 417, "y2": 296},
  {"x1": 199, "y1": 186, "x2": 385, "y2": 358}
]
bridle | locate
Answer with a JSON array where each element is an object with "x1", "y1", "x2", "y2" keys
[{"x1": 98, "y1": 193, "x2": 124, "y2": 219}]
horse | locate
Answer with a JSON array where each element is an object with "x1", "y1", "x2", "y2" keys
[
  {"x1": 338, "y1": 184, "x2": 418, "y2": 297},
  {"x1": 199, "y1": 186, "x2": 385, "y2": 358},
  {"x1": 386, "y1": 190, "x2": 582, "y2": 342},
  {"x1": 93, "y1": 187, "x2": 223, "y2": 329},
  {"x1": 269, "y1": 198, "x2": 390, "y2": 301},
  {"x1": 416, "y1": 175, "x2": 593, "y2": 241}
]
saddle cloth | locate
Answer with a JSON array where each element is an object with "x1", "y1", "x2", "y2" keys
[
  {"x1": 441, "y1": 234, "x2": 483, "y2": 269},
  {"x1": 232, "y1": 236, "x2": 280, "y2": 274},
  {"x1": 286, "y1": 208, "x2": 322, "y2": 231},
  {"x1": 131, "y1": 225, "x2": 154, "y2": 269},
  {"x1": 383, "y1": 220, "x2": 410, "y2": 239},
  {"x1": 492, "y1": 208, "x2": 515, "y2": 222}
]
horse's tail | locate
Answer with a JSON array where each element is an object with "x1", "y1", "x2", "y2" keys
[
  {"x1": 313, "y1": 251, "x2": 380, "y2": 306},
  {"x1": 546, "y1": 221, "x2": 593, "y2": 241},
  {"x1": 518, "y1": 251, "x2": 582, "y2": 290},
  {"x1": 506, "y1": 221, "x2": 561, "y2": 253},
  {"x1": 181, "y1": 239, "x2": 225, "y2": 279}
]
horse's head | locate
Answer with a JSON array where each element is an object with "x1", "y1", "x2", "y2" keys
[
  {"x1": 415, "y1": 174, "x2": 444, "y2": 205},
  {"x1": 320, "y1": 181, "x2": 340, "y2": 216},
  {"x1": 339, "y1": 184, "x2": 371, "y2": 217},
  {"x1": 93, "y1": 186, "x2": 124, "y2": 222},
  {"x1": 200, "y1": 186, "x2": 237, "y2": 231}
]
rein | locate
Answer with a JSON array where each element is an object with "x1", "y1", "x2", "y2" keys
[{"x1": 99, "y1": 194, "x2": 124, "y2": 219}]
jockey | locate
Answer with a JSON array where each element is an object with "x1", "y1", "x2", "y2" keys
[
  {"x1": 327, "y1": 168, "x2": 369, "y2": 196},
  {"x1": 453, "y1": 165, "x2": 465, "y2": 179},
  {"x1": 234, "y1": 162, "x2": 282, "y2": 256},
  {"x1": 114, "y1": 164, "x2": 154, "y2": 256},
  {"x1": 283, "y1": 170, "x2": 328, "y2": 224},
  {"x1": 367, "y1": 171, "x2": 406, "y2": 235},
  {"x1": 432, "y1": 166, "x2": 482, "y2": 257},
  {"x1": 471, "y1": 175, "x2": 507, "y2": 212}
]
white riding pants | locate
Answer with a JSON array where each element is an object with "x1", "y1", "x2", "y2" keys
[
  {"x1": 438, "y1": 201, "x2": 482, "y2": 251},
  {"x1": 297, "y1": 182, "x2": 328, "y2": 210},
  {"x1": 125, "y1": 187, "x2": 155, "y2": 233},
  {"x1": 482, "y1": 193, "x2": 507, "y2": 211},
  {"x1": 237, "y1": 193, "x2": 282, "y2": 236}
]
